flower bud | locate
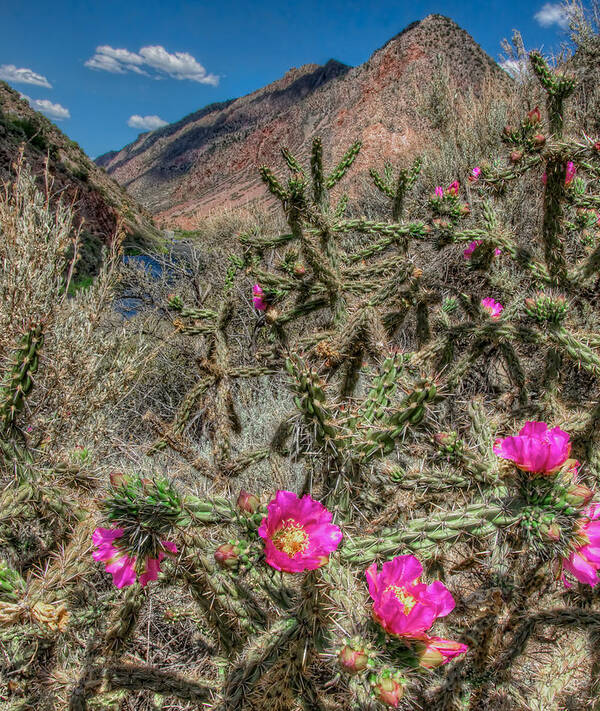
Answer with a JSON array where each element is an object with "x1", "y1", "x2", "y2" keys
[
  {"x1": 237, "y1": 489, "x2": 260, "y2": 514},
  {"x1": 109, "y1": 471, "x2": 128, "y2": 487},
  {"x1": 510, "y1": 150, "x2": 523, "y2": 163},
  {"x1": 372, "y1": 673, "x2": 405, "y2": 707},
  {"x1": 461, "y1": 204, "x2": 471, "y2": 216},
  {"x1": 527, "y1": 106, "x2": 541, "y2": 125},
  {"x1": 265, "y1": 307, "x2": 279, "y2": 324},
  {"x1": 533, "y1": 133, "x2": 546, "y2": 148},
  {"x1": 595, "y1": 141, "x2": 600, "y2": 153},
  {"x1": 214, "y1": 543, "x2": 240, "y2": 569},
  {"x1": 293, "y1": 263, "x2": 306, "y2": 277},
  {"x1": 434, "y1": 431, "x2": 461, "y2": 454},
  {"x1": 565, "y1": 483, "x2": 594, "y2": 509},
  {"x1": 414, "y1": 636, "x2": 469, "y2": 669},
  {"x1": 503, "y1": 125, "x2": 513, "y2": 136},
  {"x1": 338, "y1": 644, "x2": 369, "y2": 674},
  {"x1": 539, "y1": 522, "x2": 561, "y2": 541},
  {"x1": 167, "y1": 293, "x2": 183, "y2": 310}
]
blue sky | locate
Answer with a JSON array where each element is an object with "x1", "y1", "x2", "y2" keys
[{"x1": 1, "y1": 1, "x2": 574, "y2": 158}]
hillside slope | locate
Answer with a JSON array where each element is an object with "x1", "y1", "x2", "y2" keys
[
  {"x1": 0, "y1": 82, "x2": 161, "y2": 268},
  {"x1": 97, "y1": 14, "x2": 510, "y2": 229}
]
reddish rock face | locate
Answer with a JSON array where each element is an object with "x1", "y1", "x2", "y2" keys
[{"x1": 97, "y1": 14, "x2": 510, "y2": 229}]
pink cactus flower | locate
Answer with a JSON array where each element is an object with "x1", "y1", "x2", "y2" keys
[
  {"x1": 92, "y1": 527, "x2": 177, "y2": 588},
  {"x1": 481, "y1": 297, "x2": 504, "y2": 319},
  {"x1": 434, "y1": 186, "x2": 444, "y2": 198},
  {"x1": 561, "y1": 503, "x2": 600, "y2": 587},
  {"x1": 258, "y1": 490, "x2": 342, "y2": 573},
  {"x1": 253, "y1": 284, "x2": 267, "y2": 311},
  {"x1": 447, "y1": 180, "x2": 460, "y2": 196},
  {"x1": 493, "y1": 421, "x2": 571, "y2": 474},
  {"x1": 543, "y1": 163, "x2": 577, "y2": 187},
  {"x1": 469, "y1": 166, "x2": 481, "y2": 182},
  {"x1": 463, "y1": 240, "x2": 481, "y2": 258},
  {"x1": 464, "y1": 240, "x2": 501, "y2": 259},
  {"x1": 366, "y1": 555, "x2": 455, "y2": 638},
  {"x1": 414, "y1": 635, "x2": 469, "y2": 668}
]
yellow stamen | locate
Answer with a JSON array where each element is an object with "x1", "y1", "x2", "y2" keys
[
  {"x1": 385, "y1": 585, "x2": 417, "y2": 614},
  {"x1": 272, "y1": 519, "x2": 309, "y2": 557}
]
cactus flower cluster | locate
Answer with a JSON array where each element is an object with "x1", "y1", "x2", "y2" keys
[
  {"x1": 481, "y1": 297, "x2": 504, "y2": 318},
  {"x1": 366, "y1": 555, "x2": 468, "y2": 667},
  {"x1": 463, "y1": 240, "x2": 502, "y2": 259},
  {"x1": 252, "y1": 284, "x2": 267, "y2": 311},
  {"x1": 92, "y1": 527, "x2": 177, "y2": 588}
]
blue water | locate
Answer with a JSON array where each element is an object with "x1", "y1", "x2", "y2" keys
[{"x1": 116, "y1": 254, "x2": 167, "y2": 318}]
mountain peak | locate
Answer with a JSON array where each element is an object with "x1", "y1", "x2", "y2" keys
[{"x1": 97, "y1": 16, "x2": 507, "y2": 229}]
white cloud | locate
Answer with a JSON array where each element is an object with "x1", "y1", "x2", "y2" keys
[
  {"x1": 499, "y1": 58, "x2": 529, "y2": 79},
  {"x1": 20, "y1": 94, "x2": 70, "y2": 120},
  {"x1": 534, "y1": 3, "x2": 570, "y2": 28},
  {"x1": 127, "y1": 114, "x2": 168, "y2": 130},
  {"x1": 85, "y1": 44, "x2": 218, "y2": 85},
  {"x1": 0, "y1": 64, "x2": 52, "y2": 88}
]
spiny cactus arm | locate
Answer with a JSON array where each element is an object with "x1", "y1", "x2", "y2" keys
[
  {"x1": 259, "y1": 165, "x2": 289, "y2": 202},
  {"x1": 334, "y1": 192, "x2": 349, "y2": 217},
  {"x1": 273, "y1": 297, "x2": 330, "y2": 326},
  {"x1": 333, "y1": 218, "x2": 416, "y2": 240},
  {"x1": 342, "y1": 254, "x2": 407, "y2": 282},
  {"x1": 498, "y1": 340, "x2": 528, "y2": 402},
  {"x1": 325, "y1": 141, "x2": 362, "y2": 189},
  {"x1": 251, "y1": 267, "x2": 297, "y2": 291},
  {"x1": 367, "y1": 264, "x2": 414, "y2": 308},
  {"x1": 480, "y1": 153, "x2": 544, "y2": 187},
  {"x1": 281, "y1": 146, "x2": 306, "y2": 176},
  {"x1": 547, "y1": 324, "x2": 600, "y2": 376},
  {"x1": 103, "y1": 584, "x2": 146, "y2": 652},
  {"x1": 370, "y1": 166, "x2": 395, "y2": 198},
  {"x1": 311, "y1": 136, "x2": 325, "y2": 206},
  {"x1": 142, "y1": 410, "x2": 218, "y2": 477},
  {"x1": 239, "y1": 230, "x2": 296, "y2": 250},
  {"x1": 27, "y1": 519, "x2": 96, "y2": 599},
  {"x1": 573, "y1": 241, "x2": 600, "y2": 281},
  {"x1": 466, "y1": 399, "x2": 502, "y2": 476},
  {"x1": 286, "y1": 355, "x2": 342, "y2": 446},
  {"x1": 387, "y1": 465, "x2": 472, "y2": 490},
  {"x1": 176, "y1": 306, "x2": 218, "y2": 321},
  {"x1": 298, "y1": 230, "x2": 341, "y2": 295},
  {"x1": 229, "y1": 366, "x2": 278, "y2": 378},
  {"x1": 530, "y1": 51, "x2": 575, "y2": 134},
  {"x1": 218, "y1": 617, "x2": 300, "y2": 710},
  {"x1": 180, "y1": 555, "x2": 246, "y2": 654},
  {"x1": 0, "y1": 322, "x2": 44, "y2": 433},
  {"x1": 357, "y1": 354, "x2": 404, "y2": 424},
  {"x1": 346, "y1": 222, "x2": 428, "y2": 263},
  {"x1": 342, "y1": 502, "x2": 518, "y2": 564},
  {"x1": 220, "y1": 448, "x2": 271, "y2": 477},
  {"x1": 179, "y1": 494, "x2": 233, "y2": 524},
  {"x1": 77, "y1": 663, "x2": 212, "y2": 703}
]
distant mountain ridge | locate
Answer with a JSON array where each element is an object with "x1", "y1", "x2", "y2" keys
[
  {"x1": 96, "y1": 14, "x2": 509, "y2": 229},
  {"x1": 0, "y1": 81, "x2": 160, "y2": 264}
]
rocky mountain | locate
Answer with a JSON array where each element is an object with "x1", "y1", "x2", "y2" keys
[
  {"x1": 97, "y1": 14, "x2": 509, "y2": 229},
  {"x1": 0, "y1": 81, "x2": 160, "y2": 270}
]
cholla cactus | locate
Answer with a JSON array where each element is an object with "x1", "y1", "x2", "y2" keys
[{"x1": 5, "y1": 47, "x2": 600, "y2": 711}]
